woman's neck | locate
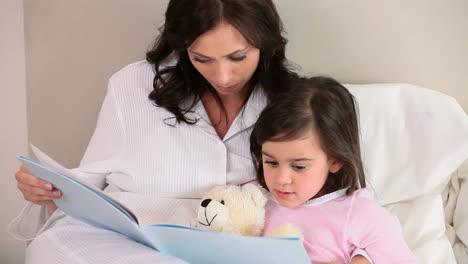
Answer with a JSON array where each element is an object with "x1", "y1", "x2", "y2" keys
[{"x1": 201, "y1": 91, "x2": 249, "y2": 139}]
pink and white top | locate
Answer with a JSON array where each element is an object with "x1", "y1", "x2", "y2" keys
[{"x1": 263, "y1": 188, "x2": 417, "y2": 264}]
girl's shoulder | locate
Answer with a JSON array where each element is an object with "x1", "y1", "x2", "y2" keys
[
  {"x1": 350, "y1": 188, "x2": 375, "y2": 202},
  {"x1": 347, "y1": 188, "x2": 396, "y2": 227},
  {"x1": 348, "y1": 188, "x2": 384, "y2": 212}
]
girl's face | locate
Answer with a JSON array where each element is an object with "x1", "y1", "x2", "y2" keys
[
  {"x1": 188, "y1": 21, "x2": 260, "y2": 100},
  {"x1": 261, "y1": 131, "x2": 343, "y2": 208}
]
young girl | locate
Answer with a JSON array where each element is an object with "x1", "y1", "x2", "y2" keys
[{"x1": 250, "y1": 77, "x2": 417, "y2": 264}]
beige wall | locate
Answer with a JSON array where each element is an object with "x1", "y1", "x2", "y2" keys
[
  {"x1": 274, "y1": 0, "x2": 468, "y2": 113},
  {"x1": 0, "y1": 0, "x2": 28, "y2": 263},
  {"x1": 24, "y1": 0, "x2": 168, "y2": 168}
]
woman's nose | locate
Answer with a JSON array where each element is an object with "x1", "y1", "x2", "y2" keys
[{"x1": 213, "y1": 63, "x2": 232, "y2": 86}]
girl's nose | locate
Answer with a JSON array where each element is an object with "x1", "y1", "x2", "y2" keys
[{"x1": 276, "y1": 168, "x2": 292, "y2": 185}]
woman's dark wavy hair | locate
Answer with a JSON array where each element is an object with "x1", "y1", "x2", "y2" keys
[
  {"x1": 250, "y1": 77, "x2": 366, "y2": 196},
  {"x1": 146, "y1": 0, "x2": 297, "y2": 124}
]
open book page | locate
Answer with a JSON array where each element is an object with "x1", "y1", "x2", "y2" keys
[
  {"x1": 17, "y1": 152, "x2": 150, "y2": 246},
  {"x1": 29, "y1": 144, "x2": 138, "y2": 223},
  {"x1": 107, "y1": 192, "x2": 199, "y2": 227}
]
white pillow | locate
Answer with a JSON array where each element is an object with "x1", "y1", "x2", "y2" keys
[
  {"x1": 345, "y1": 83, "x2": 468, "y2": 263},
  {"x1": 384, "y1": 193, "x2": 456, "y2": 263},
  {"x1": 346, "y1": 83, "x2": 468, "y2": 205}
]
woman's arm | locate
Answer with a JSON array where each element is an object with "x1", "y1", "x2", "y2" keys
[{"x1": 9, "y1": 74, "x2": 126, "y2": 240}]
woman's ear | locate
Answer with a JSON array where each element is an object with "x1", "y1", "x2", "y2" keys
[{"x1": 329, "y1": 159, "x2": 343, "y2": 173}]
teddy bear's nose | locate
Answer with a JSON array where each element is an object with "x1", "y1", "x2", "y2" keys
[{"x1": 201, "y1": 199, "x2": 211, "y2": 207}]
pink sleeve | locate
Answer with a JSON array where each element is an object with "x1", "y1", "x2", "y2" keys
[{"x1": 347, "y1": 192, "x2": 417, "y2": 264}]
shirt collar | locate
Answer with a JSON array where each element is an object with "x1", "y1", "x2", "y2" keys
[
  {"x1": 187, "y1": 86, "x2": 268, "y2": 141},
  {"x1": 267, "y1": 187, "x2": 350, "y2": 207},
  {"x1": 223, "y1": 86, "x2": 267, "y2": 141}
]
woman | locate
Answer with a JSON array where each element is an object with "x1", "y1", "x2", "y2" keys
[{"x1": 11, "y1": 0, "x2": 297, "y2": 262}]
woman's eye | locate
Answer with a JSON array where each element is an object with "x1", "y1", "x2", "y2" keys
[
  {"x1": 230, "y1": 55, "x2": 246, "y2": 62},
  {"x1": 193, "y1": 57, "x2": 210, "y2": 63}
]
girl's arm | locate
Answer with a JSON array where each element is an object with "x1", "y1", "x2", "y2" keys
[
  {"x1": 347, "y1": 191, "x2": 417, "y2": 263},
  {"x1": 349, "y1": 255, "x2": 371, "y2": 264},
  {"x1": 316, "y1": 255, "x2": 371, "y2": 264}
]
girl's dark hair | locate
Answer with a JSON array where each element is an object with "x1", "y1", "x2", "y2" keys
[
  {"x1": 250, "y1": 77, "x2": 366, "y2": 196},
  {"x1": 146, "y1": 0, "x2": 297, "y2": 124}
]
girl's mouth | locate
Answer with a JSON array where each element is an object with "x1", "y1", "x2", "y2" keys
[{"x1": 275, "y1": 190, "x2": 294, "y2": 199}]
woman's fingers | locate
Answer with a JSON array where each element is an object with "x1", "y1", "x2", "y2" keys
[
  {"x1": 15, "y1": 165, "x2": 61, "y2": 203},
  {"x1": 17, "y1": 182, "x2": 61, "y2": 202},
  {"x1": 16, "y1": 164, "x2": 52, "y2": 189}
]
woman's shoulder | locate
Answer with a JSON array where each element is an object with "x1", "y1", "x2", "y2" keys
[
  {"x1": 108, "y1": 57, "x2": 178, "y2": 94},
  {"x1": 109, "y1": 60, "x2": 155, "y2": 84},
  {"x1": 105, "y1": 60, "x2": 156, "y2": 98},
  {"x1": 111, "y1": 54, "x2": 177, "y2": 79}
]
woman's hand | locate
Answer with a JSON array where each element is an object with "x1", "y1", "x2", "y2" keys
[{"x1": 15, "y1": 164, "x2": 61, "y2": 214}]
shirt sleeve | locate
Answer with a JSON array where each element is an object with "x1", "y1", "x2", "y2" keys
[
  {"x1": 8, "y1": 77, "x2": 126, "y2": 241},
  {"x1": 347, "y1": 190, "x2": 417, "y2": 264},
  {"x1": 71, "y1": 75, "x2": 126, "y2": 190}
]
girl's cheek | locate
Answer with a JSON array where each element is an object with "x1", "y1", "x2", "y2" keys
[{"x1": 263, "y1": 167, "x2": 274, "y2": 185}]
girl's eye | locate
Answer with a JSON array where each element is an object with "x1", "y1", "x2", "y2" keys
[
  {"x1": 230, "y1": 55, "x2": 246, "y2": 62},
  {"x1": 264, "y1": 160, "x2": 278, "y2": 167},
  {"x1": 292, "y1": 165, "x2": 306, "y2": 171},
  {"x1": 193, "y1": 57, "x2": 210, "y2": 63}
]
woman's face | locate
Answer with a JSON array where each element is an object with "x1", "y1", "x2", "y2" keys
[
  {"x1": 261, "y1": 132, "x2": 343, "y2": 208},
  {"x1": 188, "y1": 21, "x2": 260, "y2": 99}
]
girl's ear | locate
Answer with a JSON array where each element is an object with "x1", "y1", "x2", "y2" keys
[{"x1": 329, "y1": 159, "x2": 343, "y2": 173}]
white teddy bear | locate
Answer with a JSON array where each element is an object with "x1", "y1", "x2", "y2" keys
[{"x1": 196, "y1": 184, "x2": 303, "y2": 239}]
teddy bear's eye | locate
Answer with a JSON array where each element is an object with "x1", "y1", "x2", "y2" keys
[{"x1": 220, "y1": 200, "x2": 225, "y2": 205}]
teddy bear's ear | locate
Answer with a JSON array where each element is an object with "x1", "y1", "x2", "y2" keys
[
  {"x1": 203, "y1": 185, "x2": 228, "y2": 200},
  {"x1": 241, "y1": 184, "x2": 267, "y2": 208}
]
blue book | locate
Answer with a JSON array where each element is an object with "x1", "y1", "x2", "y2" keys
[{"x1": 17, "y1": 147, "x2": 310, "y2": 264}]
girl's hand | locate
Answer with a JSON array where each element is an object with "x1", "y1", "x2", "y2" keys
[{"x1": 15, "y1": 164, "x2": 61, "y2": 214}]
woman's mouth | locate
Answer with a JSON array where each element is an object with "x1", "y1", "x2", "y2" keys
[{"x1": 215, "y1": 84, "x2": 237, "y2": 93}]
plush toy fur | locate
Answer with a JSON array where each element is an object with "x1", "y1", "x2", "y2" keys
[
  {"x1": 196, "y1": 184, "x2": 303, "y2": 239},
  {"x1": 196, "y1": 184, "x2": 267, "y2": 236}
]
